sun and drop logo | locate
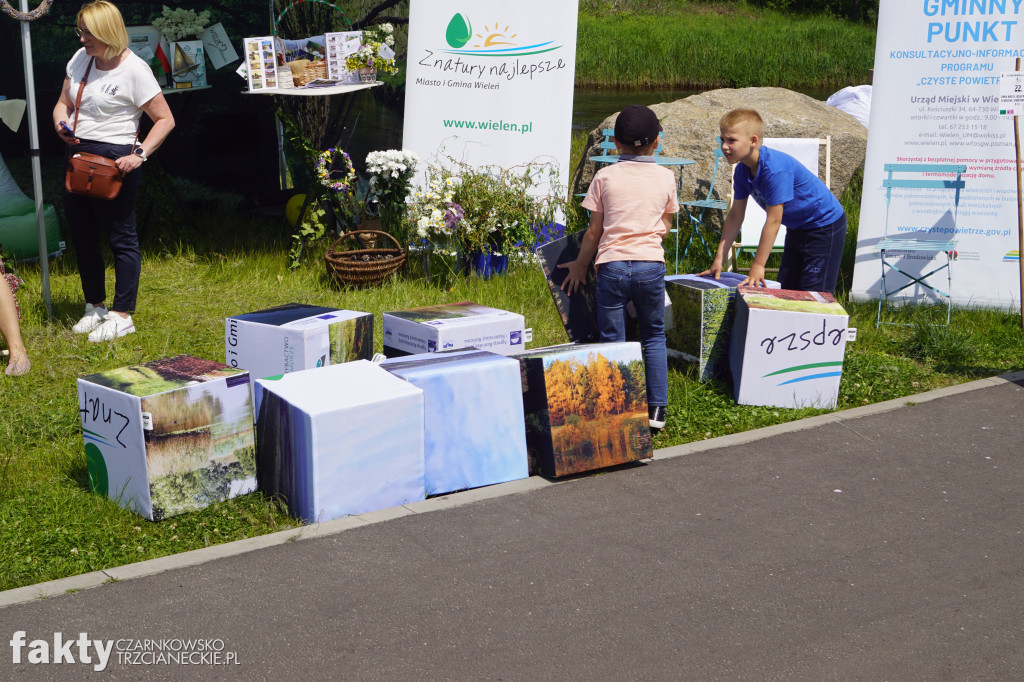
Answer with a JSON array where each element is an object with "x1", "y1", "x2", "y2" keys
[
  {"x1": 1003, "y1": 250, "x2": 1020, "y2": 263},
  {"x1": 442, "y1": 12, "x2": 560, "y2": 56}
]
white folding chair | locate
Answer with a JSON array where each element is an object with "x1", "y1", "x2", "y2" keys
[{"x1": 728, "y1": 136, "x2": 831, "y2": 273}]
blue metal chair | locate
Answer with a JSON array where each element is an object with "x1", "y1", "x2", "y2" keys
[
  {"x1": 583, "y1": 129, "x2": 691, "y2": 271},
  {"x1": 592, "y1": 127, "x2": 664, "y2": 159},
  {"x1": 679, "y1": 140, "x2": 728, "y2": 265},
  {"x1": 874, "y1": 163, "x2": 966, "y2": 327},
  {"x1": 577, "y1": 129, "x2": 669, "y2": 244}
]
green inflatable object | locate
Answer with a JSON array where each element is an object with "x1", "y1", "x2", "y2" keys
[
  {"x1": 446, "y1": 13, "x2": 472, "y2": 48},
  {"x1": 0, "y1": 195, "x2": 61, "y2": 261},
  {"x1": 85, "y1": 443, "x2": 109, "y2": 497}
]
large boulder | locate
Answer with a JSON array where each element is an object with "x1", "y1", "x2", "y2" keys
[{"x1": 571, "y1": 87, "x2": 868, "y2": 214}]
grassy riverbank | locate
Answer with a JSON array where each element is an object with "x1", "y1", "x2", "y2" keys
[{"x1": 576, "y1": 3, "x2": 876, "y2": 88}]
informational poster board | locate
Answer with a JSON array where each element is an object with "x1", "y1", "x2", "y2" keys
[
  {"x1": 402, "y1": 0, "x2": 579, "y2": 204},
  {"x1": 242, "y1": 36, "x2": 280, "y2": 92},
  {"x1": 850, "y1": 0, "x2": 1024, "y2": 308},
  {"x1": 126, "y1": 25, "x2": 166, "y2": 86},
  {"x1": 200, "y1": 22, "x2": 239, "y2": 71},
  {"x1": 325, "y1": 31, "x2": 362, "y2": 82}
]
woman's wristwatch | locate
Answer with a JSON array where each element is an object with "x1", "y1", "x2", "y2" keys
[{"x1": 133, "y1": 147, "x2": 147, "y2": 162}]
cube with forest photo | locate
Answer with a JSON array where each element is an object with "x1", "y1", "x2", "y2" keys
[
  {"x1": 511, "y1": 342, "x2": 652, "y2": 478},
  {"x1": 664, "y1": 273, "x2": 779, "y2": 382},
  {"x1": 77, "y1": 355, "x2": 256, "y2": 521}
]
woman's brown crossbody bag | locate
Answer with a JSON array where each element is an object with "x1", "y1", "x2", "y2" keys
[{"x1": 64, "y1": 58, "x2": 140, "y2": 200}]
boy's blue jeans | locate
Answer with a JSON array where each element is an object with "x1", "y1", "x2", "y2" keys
[{"x1": 595, "y1": 260, "x2": 667, "y2": 408}]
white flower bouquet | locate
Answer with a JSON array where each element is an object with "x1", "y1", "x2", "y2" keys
[
  {"x1": 344, "y1": 23, "x2": 397, "y2": 75},
  {"x1": 151, "y1": 5, "x2": 211, "y2": 42},
  {"x1": 365, "y1": 149, "x2": 419, "y2": 244}
]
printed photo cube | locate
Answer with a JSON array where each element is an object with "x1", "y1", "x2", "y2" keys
[
  {"x1": 510, "y1": 342, "x2": 652, "y2": 477},
  {"x1": 665, "y1": 273, "x2": 779, "y2": 382},
  {"x1": 255, "y1": 360, "x2": 425, "y2": 522},
  {"x1": 226, "y1": 303, "x2": 373, "y2": 380},
  {"x1": 729, "y1": 287, "x2": 849, "y2": 409},
  {"x1": 78, "y1": 355, "x2": 256, "y2": 520},
  {"x1": 382, "y1": 349, "x2": 528, "y2": 495},
  {"x1": 383, "y1": 301, "x2": 526, "y2": 357}
]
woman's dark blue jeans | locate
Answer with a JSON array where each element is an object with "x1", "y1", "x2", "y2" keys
[
  {"x1": 63, "y1": 140, "x2": 143, "y2": 312},
  {"x1": 595, "y1": 260, "x2": 667, "y2": 408}
]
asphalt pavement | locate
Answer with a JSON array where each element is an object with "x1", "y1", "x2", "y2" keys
[{"x1": 2, "y1": 371, "x2": 1022, "y2": 680}]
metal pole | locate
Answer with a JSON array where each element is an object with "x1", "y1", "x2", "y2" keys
[
  {"x1": 20, "y1": 0, "x2": 52, "y2": 319},
  {"x1": 1015, "y1": 58, "x2": 1023, "y2": 331}
]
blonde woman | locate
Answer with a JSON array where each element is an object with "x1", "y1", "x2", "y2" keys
[{"x1": 54, "y1": 0, "x2": 174, "y2": 342}]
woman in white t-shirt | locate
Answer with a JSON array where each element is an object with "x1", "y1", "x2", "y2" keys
[{"x1": 53, "y1": 0, "x2": 174, "y2": 343}]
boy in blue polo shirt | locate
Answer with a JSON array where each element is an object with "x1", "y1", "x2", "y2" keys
[{"x1": 702, "y1": 108, "x2": 846, "y2": 293}]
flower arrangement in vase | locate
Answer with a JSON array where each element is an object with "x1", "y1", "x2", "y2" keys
[
  {"x1": 411, "y1": 157, "x2": 565, "y2": 275},
  {"x1": 364, "y1": 149, "x2": 420, "y2": 246},
  {"x1": 344, "y1": 23, "x2": 397, "y2": 81}
]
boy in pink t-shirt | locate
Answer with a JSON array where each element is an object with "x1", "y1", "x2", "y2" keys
[{"x1": 560, "y1": 105, "x2": 679, "y2": 430}]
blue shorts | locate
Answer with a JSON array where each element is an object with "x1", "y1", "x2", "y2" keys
[{"x1": 777, "y1": 213, "x2": 847, "y2": 293}]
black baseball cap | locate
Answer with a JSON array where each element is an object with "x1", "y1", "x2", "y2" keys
[{"x1": 614, "y1": 105, "x2": 662, "y2": 147}]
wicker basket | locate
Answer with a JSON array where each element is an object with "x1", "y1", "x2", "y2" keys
[
  {"x1": 325, "y1": 227, "x2": 406, "y2": 286},
  {"x1": 290, "y1": 59, "x2": 328, "y2": 86}
]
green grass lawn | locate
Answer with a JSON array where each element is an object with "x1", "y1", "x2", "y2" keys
[{"x1": 2, "y1": 173, "x2": 1022, "y2": 593}]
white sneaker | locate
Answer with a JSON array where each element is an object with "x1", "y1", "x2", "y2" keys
[
  {"x1": 72, "y1": 303, "x2": 108, "y2": 333},
  {"x1": 88, "y1": 312, "x2": 135, "y2": 342}
]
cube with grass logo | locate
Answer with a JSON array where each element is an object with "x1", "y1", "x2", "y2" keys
[
  {"x1": 78, "y1": 355, "x2": 256, "y2": 521},
  {"x1": 254, "y1": 360, "x2": 425, "y2": 522},
  {"x1": 381, "y1": 349, "x2": 528, "y2": 495},
  {"x1": 225, "y1": 303, "x2": 373, "y2": 380},
  {"x1": 665, "y1": 273, "x2": 780, "y2": 382},
  {"x1": 729, "y1": 287, "x2": 849, "y2": 409},
  {"x1": 509, "y1": 342, "x2": 652, "y2": 477},
  {"x1": 382, "y1": 301, "x2": 527, "y2": 357}
]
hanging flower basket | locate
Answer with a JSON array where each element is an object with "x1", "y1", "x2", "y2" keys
[{"x1": 325, "y1": 225, "x2": 406, "y2": 287}]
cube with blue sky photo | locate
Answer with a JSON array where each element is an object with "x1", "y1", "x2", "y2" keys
[{"x1": 382, "y1": 349, "x2": 528, "y2": 495}]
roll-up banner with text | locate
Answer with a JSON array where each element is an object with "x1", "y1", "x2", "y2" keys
[
  {"x1": 402, "y1": 0, "x2": 579, "y2": 204},
  {"x1": 850, "y1": 0, "x2": 1023, "y2": 309}
]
